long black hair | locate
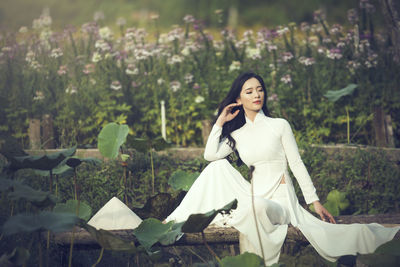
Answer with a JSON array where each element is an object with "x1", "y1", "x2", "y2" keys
[{"x1": 215, "y1": 72, "x2": 271, "y2": 166}]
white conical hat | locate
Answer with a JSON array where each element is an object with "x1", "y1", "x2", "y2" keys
[{"x1": 88, "y1": 197, "x2": 142, "y2": 230}]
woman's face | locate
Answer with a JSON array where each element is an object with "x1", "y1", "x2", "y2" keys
[{"x1": 236, "y1": 77, "x2": 264, "y2": 113}]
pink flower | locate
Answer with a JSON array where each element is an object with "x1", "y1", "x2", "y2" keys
[{"x1": 57, "y1": 65, "x2": 68, "y2": 75}]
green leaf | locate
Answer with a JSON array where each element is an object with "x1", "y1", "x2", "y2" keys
[
  {"x1": 81, "y1": 222, "x2": 137, "y2": 252},
  {"x1": 132, "y1": 218, "x2": 174, "y2": 250},
  {"x1": 120, "y1": 153, "x2": 130, "y2": 162},
  {"x1": 2, "y1": 211, "x2": 79, "y2": 235},
  {"x1": 66, "y1": 157, "x2": 102, "y2": 168},
  {"x1": 34, "y1": 162, "x2": 73, "y2": 177},
  {"x1": 168, "y1": 170, "x2": 199, "y2": 191},
  {"x1": 375, "y1": 240, "x2": 400, "y2": 256},
  {"x1": 53, "y1": 199, "x2": 92, "y2": 221},
  {"x1": 220, "y1": 252, "x2": 264, "y2": 267},
  {"x1": 8, "y1": 183, "x2": 57, "y2": 208},
  {"x1": 326, "y1": 189, "x2": 349, "y2": 211},
  {"x1": 132, "y1": 192, "x2": 186, "y2": 221},
  {"x1": 324, "y1": 84, "x2": 357, "y2": 102},
  {"x1": 98, "y1": 123, "x2": 129, "y2": 159},
  {"x1": 10, "y1": 146, "x2": 76, "y2": 171},
  {"x1": 181, "y1": 199, "x2": 237, "y2": 233}
]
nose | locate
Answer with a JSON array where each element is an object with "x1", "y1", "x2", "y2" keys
[{"x1": 254, "y1": 90, "x2": 261, "y2": 98}]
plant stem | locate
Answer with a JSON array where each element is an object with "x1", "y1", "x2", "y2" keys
[
  {"x1": 186, "y1": 246, "x2": 209, "y2": 266},
  {"x1": 92, "y1": 247, "x2": 104, "y2": 267},
  {"x1": 74, "y1": 168, "x2": 78, "y2": 201},
  {"x1": 173, "y1": 246, "x2": 187, "y2": 266},
  {"x1": 345, "y1": 105, "x2": 350, "y2": 144},
  {"x1": 150, "y1": 150, "x2": 155, "y2": 195},
  {"x1": 68, "y1": 229, "x2": 75, "y2": 267},
  {"x1": 201, "y1": 231, "x2": 221, "y2": 263}
]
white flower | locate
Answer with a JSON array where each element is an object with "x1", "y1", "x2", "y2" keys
[
  {"x1": 33, "y1": 91, "x2": 45, "y2": 100},
  {"x1": 268, "y1": 93, "x2": 279, "y2": 102},
  {"x1": 277, "y1": 27, "x2": 289, "y2": 36},
  {"x1": 110, "y1": 81, "x2": 122, "y2": 90},
  {"x1": 282, "y1": 52, "x2": 294, "y2": 62},
  {"x1": 95, "y1": 40, "x2": 111, "y2": 52},
  {"x1": 99, "y1": 27, "x2": 113, "y2": 40},
  {"x1": 181, "y1": 46, "x2": 191, "y2": 56},
  {"x1": 50, "y1": 48, "x2": 63, "y2": 58},
  {"x1": 57, "y1": 65, "x2": 68, "y2": 75},
  {"x1": 92, "y1": 52, "x2": 102, "y2": 62},
  {"x1": 65, "y1": 85, "x2": 77, "y2": 94},
  {"x1": 298, "y1": 56, "x2": 315, "y2": 66},
  {"x1": 229, "y1": 61, "x2": 241, "y2": 72},
  {"x1": 246, "y1": 47, "x2": 261, "y2": 60},
  {"x1": 280, "y1": 74, "x2": 292, "y2": 84},
  {"x1": 170, "y1": 81, "x2": 181, "y2": 92},
  {"x1": 195, "y1": 95, "x2": 205, "y2": 104},
  {"x1": 184, "y1": 73, "x2": 193, "y2": 84},
  {"x1": 267, "y1": 44, "x2": 278, "y2": 52},
  {"x1": 326, "y1": 48, "x2": 342, "y2": 60},
  {"x1": 167, "y1": 55, "x2": 183, "y2": 65},
  {"x1": 157, "y1": 78, "x2": 165, "y2": 85},
  {"x1": 183, "y1": 15, "x2": 195, "y2": 24},
  {"x1": 125, "y1": 64, "x2": 139, "y2": 75}
]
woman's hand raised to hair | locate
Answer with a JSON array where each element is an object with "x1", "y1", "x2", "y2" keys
[{"x1": 216, "y1": 103, "x2": 242, "y2": 128}]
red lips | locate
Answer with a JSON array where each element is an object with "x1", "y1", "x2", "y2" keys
[{"x1": 253, "y1": 100, "x2": 261, "y2": 104}]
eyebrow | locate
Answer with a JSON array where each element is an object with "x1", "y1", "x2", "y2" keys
[{"x1": 245, "y1": 86, "x2": 262, "y2": 90}]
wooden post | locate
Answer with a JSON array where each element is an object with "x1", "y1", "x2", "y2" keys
[
  {"x1": 373, "y1": 106, "x2": 388, "y2": 147},
  {"x1": 28, "y1": 118, "x2": 41, "y2": 149},
  {"x1": 201, "y1": 120, "x2": 212, "y2": 146}
]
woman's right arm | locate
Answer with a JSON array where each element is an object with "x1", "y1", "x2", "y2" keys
[
  {"x1": 203, "y1": 103, "x2": 241, "y2": 161},
  {"x1": 203, "y1": 124, "x2": 233, "y2": 161}
]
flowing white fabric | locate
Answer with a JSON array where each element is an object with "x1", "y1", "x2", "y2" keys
[
  {"x1": 166, "y1": 110, "x2": 400, "y2": 265},
  {"x1": 88, "y1": 197, "x2": 142, "y2": 230}
]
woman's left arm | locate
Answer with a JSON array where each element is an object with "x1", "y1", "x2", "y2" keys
[{"x1": 280, "y1": 119, "x2": 336, "y2": 223}]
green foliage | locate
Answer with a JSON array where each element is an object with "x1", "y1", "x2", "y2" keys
[
  {"x1": 82, "y1": 222, "x2": 137, "y2": 252},
  {"x1": 220, "y1": 252, "x2": 265, "y2": 267},
  {"x1": 324, "y1": 84, "x2": 358, "y2": 103},
  {"x1": 98, "y1": 123, "x2": 129, "y2": 159},
  {"x1": 168, "y1": 170, "x2": 200, "y2": 191},
  {"x1": 132, "y1": 218, "x2": 184, "y2": 251},
  {"x1": 53, "y1": 199, "x2": 92, "y2": 221},
  {"x1": 358, "y1": 240, "x2": 400, "y2": 267},
  {"x1": 2, "y1": 211, "x2": 79, "y2": 235},
  {"x1": 310, "y1": 189, "x2": 349, "y2": 216},
  {"x1": 181, "y1": 199, "x2": 237, "y2": 233},
  {"x1": 8, "y1": 146, "x2": 76, "y2": 171},
  {"x1": 8, "y1": 183, "x2": 57, "y2": 208}
]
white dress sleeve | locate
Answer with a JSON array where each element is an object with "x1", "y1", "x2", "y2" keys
[
  {"x1": 203, "y1": 124, "x2": 233, "y2": 161},
  {"x1": 281, "y1": 119, "x2": 320, "y2": 204}
]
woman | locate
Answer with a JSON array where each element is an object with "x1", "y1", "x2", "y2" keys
[{"x1": 165, "y1": 72, "x2": 399, "y2": 265}]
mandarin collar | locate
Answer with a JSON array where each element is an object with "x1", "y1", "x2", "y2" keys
[{"x1": 245, "y1": 110, "x2": 265, "y2": 124}]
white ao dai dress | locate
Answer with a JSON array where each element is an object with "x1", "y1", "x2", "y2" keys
[{"x1": 166, "y1": 110, "x2": 400, "y2": 265}]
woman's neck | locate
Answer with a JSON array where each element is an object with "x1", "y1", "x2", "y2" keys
[{"x1": 244, "y1": 109, "x2": 260, "y2": 122}]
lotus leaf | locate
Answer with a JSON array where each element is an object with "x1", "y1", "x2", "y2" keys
[
  {"x1": 132, "y1": 218, "x2": 176, "y2": 250},
  {"x1": 220, "y1": 252, "x2": 264, "y2": 267},
  {"x1": 98, "y1": 123, "x2": 129, "y2": 159},
  {"x1": 82, "y1": 223, "x2": 137, "y2": 252},
  {"x1": 181, "y1": 199, "x2": 237, "y2": 233},
  {"x1": 8, "y1": 183, "x2": 57, "y2": 208},
  {"x1": 2, "y1": 211, "x2": 79, "y2": 235},
  {"x1": 9, "y1": 146, "x2": 76, "y2": 171},
  {"x1": 324, "y1": 84, "x2": 358, "y2": 102},
  {"x1": 53, "y1": 199, "x2": 92, "y2": 221},
  {"x1": 168, "y1": 170, "x2": 199, "y2": 191}
]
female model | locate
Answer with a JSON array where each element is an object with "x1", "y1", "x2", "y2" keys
[{"x1": 165, "y1": 72, "x2": 399, "y2": 265}]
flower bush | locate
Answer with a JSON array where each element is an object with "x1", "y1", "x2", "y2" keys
[{"x1": 0, "y1": 0, "x2": 399, "y2": 147}]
